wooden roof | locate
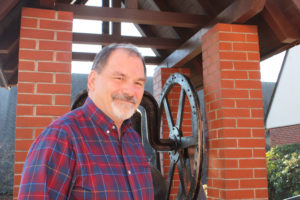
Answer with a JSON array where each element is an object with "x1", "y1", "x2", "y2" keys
[{"x1": 0, "y1": 0, "x2": 300, "y2": 88}]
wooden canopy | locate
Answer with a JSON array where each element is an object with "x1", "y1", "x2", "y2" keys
[{"x1": 0, "y1": 0, "x2": 299, "y2": 88}]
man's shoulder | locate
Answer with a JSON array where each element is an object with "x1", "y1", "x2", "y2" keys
[
  {"x1": 32, "y1": 107, "x2": 86, "y2": 148},
  {"x1": 39, "y1": 107, "x2": 86, "y2": 138},
  {"x1": 52, "y1": 107, "x2": 85, "y2": 126}
]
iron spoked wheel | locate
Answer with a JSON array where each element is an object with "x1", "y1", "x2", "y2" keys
[{"x1": 158, "y1": 73, "x2": 204, "y2": 200}]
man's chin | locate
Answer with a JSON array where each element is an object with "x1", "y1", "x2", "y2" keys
[{"x1": 112, "y1": 104, "x2": 136, "y2": 121}]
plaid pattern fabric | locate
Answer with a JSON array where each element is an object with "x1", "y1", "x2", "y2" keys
[{"x1": 18, "y1": 97, "x2": 154, "y2": 200}]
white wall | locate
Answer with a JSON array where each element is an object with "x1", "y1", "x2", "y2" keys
[{"x1": 266, "y1": 45, "x2": 300, "y2": 129}]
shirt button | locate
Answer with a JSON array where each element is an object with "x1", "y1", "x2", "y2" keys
[
  {"x1": 128, "y1": 170, "x2": 131, "y2": 175},
  {"x1": 106, "y1": 130, "x2": 110, "y2": 134},
  {"x1": 112, "y1": 125, "x2": 116, "y2": 130}
]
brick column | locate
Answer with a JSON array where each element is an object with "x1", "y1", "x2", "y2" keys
[
  {"x1": 202, "y1": 23, "x2": 268, "y2": 199},
  {"x1": 13, "y1": 8, "x2": 73, "y2": 198},
  {"x1": 153, "y1": 67, "x2": 191, "y2": 200}
]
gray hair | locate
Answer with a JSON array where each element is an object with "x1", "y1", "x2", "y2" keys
[{"x1": 91, "y1": 43, "x2": 146, "y2": 76}]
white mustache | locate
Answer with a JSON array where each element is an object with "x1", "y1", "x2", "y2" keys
[{"x1": 112, "y1": 93, "x2": 137, "y2": 105}]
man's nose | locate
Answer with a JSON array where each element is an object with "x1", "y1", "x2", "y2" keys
[{"x1": 122, "y1": 81, "x2": 138, "y2": 96}]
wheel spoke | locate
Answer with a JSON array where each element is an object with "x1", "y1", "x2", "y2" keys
[
  {"x1": 166, "y1": 159, "x2": 176, "y2": 199},
  {"x1": 177, "y1": 158, "x2": 188, "y2": 197},
  {"x1": 185, "y1": 156, "x2": 193, "y2": 182},
  {"x1": 176, "y1": 185, "x2": 185, "y2": 200},
  {"x1": 163, "y1": 98, "x2": 174, "y2": 129},
  {"x1": 180, "y1": 136, "x2": 198, "y2": 148},
  {"x1": 176, "y1": 88, "x2": 185, "y2": 130}
]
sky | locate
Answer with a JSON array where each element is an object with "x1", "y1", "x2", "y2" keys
[{"x1": 71, "y1": 0, "x2": 285, "y2": 82}]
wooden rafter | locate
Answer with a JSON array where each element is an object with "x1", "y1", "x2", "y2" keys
[
  {"x1": 159, "y1": 0, "x2": 266, "y2": 68},
  {"x1": 0, "y1": 39, "x2": 18, "y2": 55},
  {"x1": 73, "y1": 33, "x2": 183, "y2": 49},
  {"x1": 72, "y1": 52, "x2": 162, "y2": 65},
  {"x1": 151, "y1": 0, "x2": 172, "y2": 12},
  {"x1": 261, "y1": 0, "x2": 300, "y2": 43},
  {"x1": 214, "y1": 0, "x2": 266, "y2": 23},
  {"x1": 4, "y1": 67, "x2": 18, "y2": 86},
  {"x1": 292, "y1": 0, "x2": 300, "y2": 13},
  {"x1": 0, "y1": 61, "x2": 8, "y2": 88},
  {"x1": 102, "y1": 0, "x2": 109, "y2": 35},
  {"x1": 0, "y1": 0, "x2": 18, "y2": 21},
  {"x1": 151, "y1": 0, "x2": 196, "y2": 40},
  {"x1": 112, "y1": 0, "x2": 121, "y2": 36},
  {"x1": 196, "y1": 0, "x2": 217, "y2": 17},
  {"x1": 39, "y1": 0, "x2": 55, "y2": 8},
  {"x1": 133, "y1": 24, "x2": 169, "y2": 58},
  {"x1": 54, "y1": 3, "x2": 208, "y2": 28},
  {"x1": 126, "y1": 0, "x2": 138, "y2": 9}
]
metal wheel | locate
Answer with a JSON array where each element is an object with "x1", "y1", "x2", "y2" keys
[{"x1": 158, "y1": 73, "x2": 204, "y2": 200}]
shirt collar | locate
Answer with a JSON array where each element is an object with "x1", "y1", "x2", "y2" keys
[{"x1": 82, "y1": 97, "x2": 132, "y2": 133}]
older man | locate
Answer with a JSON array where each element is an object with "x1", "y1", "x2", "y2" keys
[{"x1": 18, "y1": 44, "x2": 154, "y2": 200}]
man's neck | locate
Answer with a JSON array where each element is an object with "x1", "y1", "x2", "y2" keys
[{"x1": 114, "y1": 121, "x2": 123, "y2": 139}]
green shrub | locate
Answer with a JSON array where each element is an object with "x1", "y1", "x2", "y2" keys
[{"x1": 266, "y1": 143, "x2": 300, "y2": 200}]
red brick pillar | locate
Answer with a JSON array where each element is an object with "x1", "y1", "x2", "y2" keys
[
  {"x1": 153, "y1": 68, "x2": 191, "y2": 200},
  {"x1": 202, "y1": 23, "x2": 268, "y2": 199},
  {"x1": 13, "y1": 7, "x2": 73, "y2": 198}
]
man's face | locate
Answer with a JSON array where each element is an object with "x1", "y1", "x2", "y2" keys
[{"x1": 88, "y1": 49, "x2": 146, "y2": 124}]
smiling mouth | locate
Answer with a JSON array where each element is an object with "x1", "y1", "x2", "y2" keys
[
  {"x1": 115, "y1": 99, "x2": 135, "y2": 105},
  {"x1": 112, "y1": 93, "x2": 137, "y2": 105}
]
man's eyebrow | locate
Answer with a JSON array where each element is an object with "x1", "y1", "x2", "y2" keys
[
  {"x1": 112, "y1": 72, "x2": 126, "y2": 76},
  {"x1": 137, "y1": 77, "x2": 146, "y2": 83},
  {"x1": 112, "y1": 71, "x2": 146, "y2": 82}
]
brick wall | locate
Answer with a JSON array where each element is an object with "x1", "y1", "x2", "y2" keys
[
  {"x1": 153, "y1": 67, "x2": 192, "y2": 200},
  {"x1": 269, "y1": 124, "x2": 300, "y2": 147},
  {"x1": 201, "y1": 23, "x2": 268, "y2": 199},
  {"x1": 14, "y1": 7, "x2": 73, "y2": 198}
]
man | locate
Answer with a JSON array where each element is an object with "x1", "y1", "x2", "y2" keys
[{"x1": 18, "y1": 44, "x2": 154, "y2": 199}]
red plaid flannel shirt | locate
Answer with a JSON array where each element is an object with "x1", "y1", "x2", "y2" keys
[{"x1": 19, "y1": 97, "x2": 154, "y2": 200}]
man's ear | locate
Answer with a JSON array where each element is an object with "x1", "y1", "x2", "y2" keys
[{"x1": 87, "y1": 70, "x2": 97, "y2": 92}]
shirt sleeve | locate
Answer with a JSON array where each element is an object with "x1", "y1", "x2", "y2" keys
[{"x1": 18, "y1": 125, "x2": 76, "y2": 200}]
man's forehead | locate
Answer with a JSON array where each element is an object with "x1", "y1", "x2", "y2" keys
[
  {"x1": 111, "y1": 49, "x2": 142, "y2": 62},
  {"x1": 105, "y1": 50, "x2": 145, "y2": 73}
]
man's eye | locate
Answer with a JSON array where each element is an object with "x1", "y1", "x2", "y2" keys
[
  {"x1": 135, "y1": 82, "x2": 144, "y2": 86},
  {"x1": 115, "y1": 76, "x2": 123, "y2": 80}
]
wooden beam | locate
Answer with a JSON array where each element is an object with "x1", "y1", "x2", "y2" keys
[
  {"x1": 197, "y1": 0, "x2": 217, "y2": 17},
  {"x1": 213, "y1": 0, "x2": 266, "y2": 24},
  {"x1": 0, "y1": 39, "x2": 18, "y2": 55},
  {"x1": 292, "y1": 0, "x2": 300, "y2": 12},
  {"x1": 0, "y1": 0, "x2": 18, "y2": 21},
  {"x1": 126, "y1": 0, "x2": 138, "y2": 9},
  {"x1": 133, "y1": 24, "x2": 169, "y2": 58},
  {"x1": 72, "y1": 33, "x2": 183, "y2": 49},
  {"x1": 102, "y1": 0, "x2": 109, "y2": 35},
  {"x1": 3, "y1": 66, "x2": 18, "y2": 87},
  {"x1": 0, "y1": 62, "x2": 8, "y2": 88},
  {"x1": 72, "y1": 52, "x2": 95, "y2": 62},
  {"x1": 54, "y1": 3, "x2": 208, "y2": 28},
  {"x1": 112, "y1": 0, "x2": 121, "y2": 35},
  {"x1": 39, "y1": 0, "x2": 55, "y2": 8},
  {"x1": 151, "y1": 0, "x2": 196, "y2": 40},
  {"x1": 3, "y1": 68, "x2": 15, "y2": 73},
  {"x1": 159, "y1": 0, "x2": 266, "y2": 68},
  {"x1": 261, "y1": 0, "x2": 300, "y2": 43},
  {"x1": 72, "y1": 52, "x2": 162, "y2": 65}
]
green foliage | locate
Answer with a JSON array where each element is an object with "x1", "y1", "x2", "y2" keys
[{"x1": 266, "y1": 143, "x2": 300, "y2": 200}]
